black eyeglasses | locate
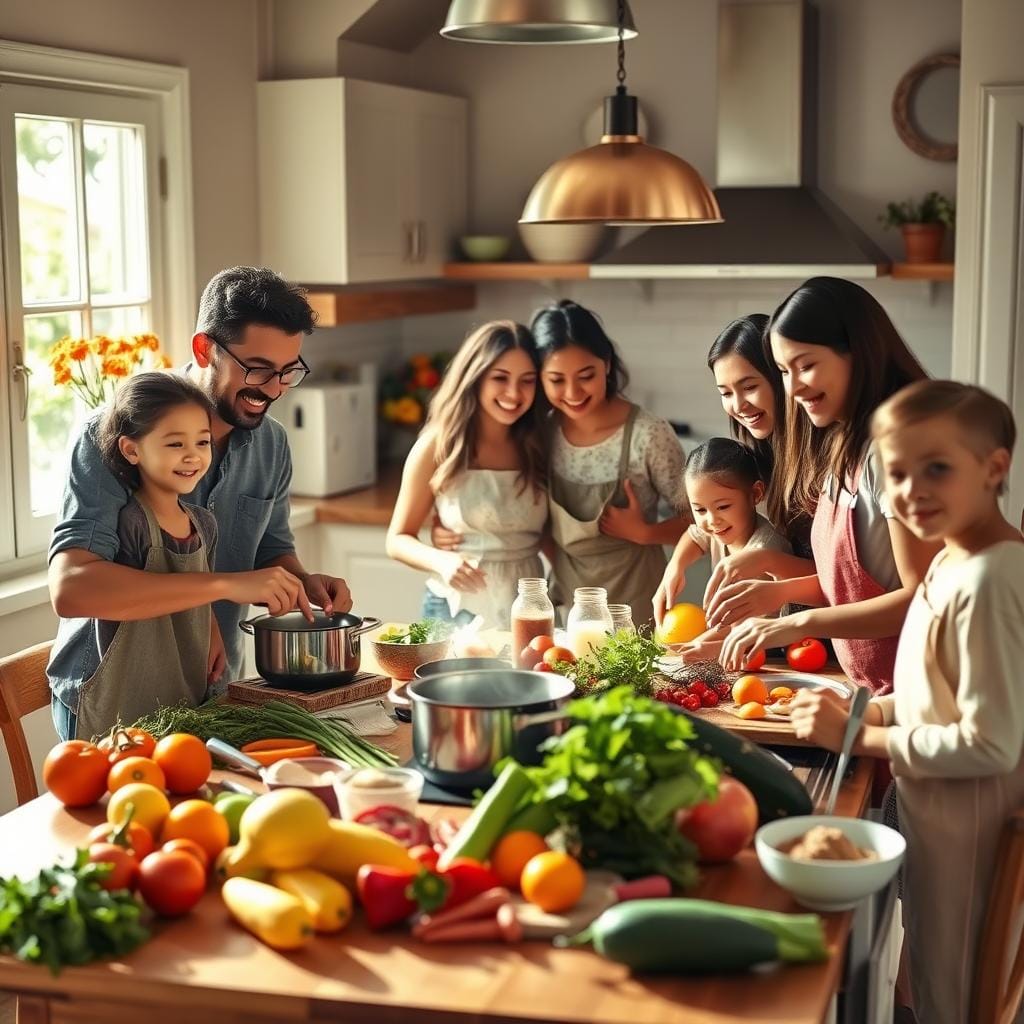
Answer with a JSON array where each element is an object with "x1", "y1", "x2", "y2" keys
[{"x1": 209, "y1": 337, "x2": 310, "y2": 388}]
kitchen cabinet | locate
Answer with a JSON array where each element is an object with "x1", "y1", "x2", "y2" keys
[{"x1": 257, "y1": 78, "x2": 467, "y2": 285}]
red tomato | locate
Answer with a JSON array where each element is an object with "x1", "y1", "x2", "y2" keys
[
  {"x1": 743, "y1": 649, "x2": 767, "y2": 671},
  {"x1": 42, "y1": 741, "x2": 110, "y2": 807},
  {"x1": 681, "y1": 694, "x2": 701, "y2": 711},
  {"x1": 701, "y1": 690, "x2": 720, "y2": 708},
  {"x1": 138, "y1": 850, "x2": 207, "y2": 916},
  {"x1": 528, "y1": 635, "x2": 555, "y2": 654},
  {"x1": 87, "y1": 843, "x2": 140, "y2": 891},
  {"x1": 161, "y1": 838, "x2": 210, "y2": 871},
  {"x1": 87, "y1": 820, "x2": 155, "y2": 861},
  {"x1": 99, "y1": 727, "x2": 157, "y2": 764},
  {"x1": 786, "y1": 638, "x2": 828, "y2": 673},
  {"x1": 408, "y1": 844, "x2": 440, "y2": 871},
  {"x1": 542, "y1": 646, "x2": 576, "y2": 667},
  {"x1": 689, "y1": 680, "x2": 708, "y2": 696},
  {"x1": 675, "y1": 776, "x2": 758, "y2": 863}
]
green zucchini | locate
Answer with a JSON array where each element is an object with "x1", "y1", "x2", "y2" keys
[
  {"x1": 560, "y1": 898, "x2": 827, "y2": 974},
  {"x1": 500, "y1": 800, "x2": 558, "y2": 839},
  {"x1": 680, "y1": 710, "x2": 812, "y2": 822}
]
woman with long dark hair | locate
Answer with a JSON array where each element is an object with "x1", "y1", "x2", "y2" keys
[{"x1": 386, "y1": 320, "x2": 547, "y2": 629}]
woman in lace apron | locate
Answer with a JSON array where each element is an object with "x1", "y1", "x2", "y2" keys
[
  {"x1": 386, "y1": 321, "x2": 547, "y2": 630},
  {"x1": 716, "y1": 278, "x2": 942, "y2": 696},
  {"x1": 531, "y1": 301, "x2": 689, "y2": 627}
]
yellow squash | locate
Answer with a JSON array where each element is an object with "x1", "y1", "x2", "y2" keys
[
  {"x1": 309, "y1": 819, "x2": 417, "y2": 888},
  {"x1": 222, "y1": 877, "x2": 314, "y2": 950},
  {"x1": 270, "y1": 868, "x2": 353, "y2": 933},
  {"x1": 218, "y1": 788, "x2": 331, "y2": 879}
]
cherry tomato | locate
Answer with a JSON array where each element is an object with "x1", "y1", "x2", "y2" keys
[
  {"x1": 743, "y1": 649, "x2": 767, "y2": 672},
  {"x1": 98, "y1": 727, "x2": 157, "y2": 764},
  {"x1": 689, "y1": 680, "x2": 708, "y2": 696},
  {"x1": 701, "y1": 690, "x2": 720, "y2": 708},
  {"x1": 786, "y1": 638, "x2": 828, "y2": 673},
  {"x1": 682, "y1": 694, "x2": 702, "y2": 711},
  {"x1": 87, "y1": 820, "x2": 155, "y2": 861},
  {"x1": 87, "y1": 842, "x2": 140, "y2": 891},
  {"x1": 138, "y1": 850, "x2": 206, "y2": 916},
  {"x1": 354, "y1": 805, "x2": 432, "y2": 848}
]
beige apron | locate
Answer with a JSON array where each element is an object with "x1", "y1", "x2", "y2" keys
[
  {"x1": 548, "y1": 405, "x2": 667, "y2": 626},
  {"x1": 74, "y1": 500, "x2": 211, "y2": 740}
]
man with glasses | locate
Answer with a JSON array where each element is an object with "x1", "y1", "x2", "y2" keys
[{"x1": 47, "y1": 267, "x2": 353, "y2": 737}]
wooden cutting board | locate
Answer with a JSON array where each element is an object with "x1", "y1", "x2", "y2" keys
[{"x1": 227, "y1": 672, "x2": 392, "y2": 712}]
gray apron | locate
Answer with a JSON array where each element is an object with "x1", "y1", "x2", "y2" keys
[
  {"x1": 74, "y1": 500, "x2": 211, "y2": 740},
  {"x1": 548, "y1": 405, "x2": 667, "y2": 627}
]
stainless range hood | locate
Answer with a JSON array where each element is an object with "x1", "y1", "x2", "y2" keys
[{"x1": 592, "y1": 1, "x2": 890, "y2": 280}]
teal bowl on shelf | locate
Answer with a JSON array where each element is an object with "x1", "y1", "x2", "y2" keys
[{"x1": 459, "y1": 235, "x2": 511, "y2": 262}]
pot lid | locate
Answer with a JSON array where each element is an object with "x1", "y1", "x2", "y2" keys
[{"x1": 247, "y1": 610, "x2": 364, "y2": 632}]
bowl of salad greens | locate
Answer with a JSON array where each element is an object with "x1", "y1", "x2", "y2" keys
[{"x1": 370, "y1": 619, "x2": 454, "y2": 680}]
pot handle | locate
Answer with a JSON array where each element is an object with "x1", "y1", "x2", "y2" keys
[
  {"x1": 239, "y1": 617, "x2": 257, "y2": 635},
  {"x1": 513, "y1": 708, "x2": 570, "y2": 730},
  {"x1": 349, "y1": 615, "x2": 382, "y2": 638}
]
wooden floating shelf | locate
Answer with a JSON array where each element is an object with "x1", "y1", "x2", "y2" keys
[
  {"x1": 890, "y1": 262, "x2": 954, "y2": 281},
  {"x1": 304, "y1": 281, "x2": 477, "y2": 327},
  {"x1": 443, "y1": 262, "x2": 591, "y2": 281}
]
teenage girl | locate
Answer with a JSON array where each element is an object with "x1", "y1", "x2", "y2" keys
[
  {"x1": 717, "y1": 277, "x2": 942, "y2": 693},
  {"x1": 48, "y1": 372, "x2": 223, "y2": 740},
  {"x1": 655, "y1": 314, "x2": 814, "y2": 623},
  {"x1": 532, "y1": 300, "x2": 688, "y2": 625},
  {"x1": 664, "y1": 438, "x2": 791, "y2": 662},
  {"x1": 790, "y1": 380, "x2": 1024, "y2": 1024},
  {"x1": 386, "y1": 321, "x2": 547, "y2": 629}
]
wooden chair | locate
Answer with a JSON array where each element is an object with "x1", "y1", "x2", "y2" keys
[
  {"x1": 0, "y1": 641, "x2": 53, "y2": 806},
  {"x1": 971, "y1": 809, "x2": 1024, "y2": 1023}
]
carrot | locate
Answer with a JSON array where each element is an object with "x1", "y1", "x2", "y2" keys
[
  {"x1": 412, "y1": 887, "x2": 512, "y2": 938},
  {"x1": 420, "y1": 903, "x2": 522, "y2": 944},
  {"x1": 240, "y1": 739, "x2": 319, "y2": 766}
]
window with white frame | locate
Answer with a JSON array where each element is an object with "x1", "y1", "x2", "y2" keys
[{"x1": 0, "y1": 42, "x2": 193, "y2": 575}]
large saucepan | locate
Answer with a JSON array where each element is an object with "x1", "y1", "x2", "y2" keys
[
  {"x1": 240, "y1": 610, "x2": 381, "y2": 691},
  {"x1": 407, "y1": 669, "x2": 573, "y2": 790}
]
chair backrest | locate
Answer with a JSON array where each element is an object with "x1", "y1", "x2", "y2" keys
[
  {"x1": 972, "y1": 809, "x2": 1024, "y2": 1024},
  {"x1": 0, "y1": 641, "x2": 53, "y2": 805}
]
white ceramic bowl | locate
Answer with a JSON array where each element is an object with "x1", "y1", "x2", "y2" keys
[
  {"x1": 518, "y1": 223, "x2": 615, "y2": 263},
  {"x1": 334, "y1": 766, "x2": 424, "y2": 821},
  {"x1": 755, "y1": 815, "x2": 905, "y2": 911}
]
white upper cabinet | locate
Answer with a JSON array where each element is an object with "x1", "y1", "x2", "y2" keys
[{"x1": 257, "y1": 78, "x2": 468, "y2": 284}]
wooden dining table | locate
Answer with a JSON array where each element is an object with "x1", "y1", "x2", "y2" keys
[{"x1": 0, "y1": 701, "x2": 874, "y2": 1024}]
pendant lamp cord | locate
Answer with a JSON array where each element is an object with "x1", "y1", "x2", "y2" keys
[{"x1": 616, "y1": 0, "x2": 626, "y2": 86}]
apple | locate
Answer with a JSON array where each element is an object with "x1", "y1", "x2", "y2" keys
[
  {"x1": 675, "y1": 776, "x2": 758, "y2": 864},
  {"x1": 528, "y1": 634, "x2": 555, "y2": 654},
  {"x1": 542, "y1": 645, "x2": 576, "y2": 668}
]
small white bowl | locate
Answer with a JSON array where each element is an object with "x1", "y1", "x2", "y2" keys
[
  {"x1": 755, "y1": 815, "x2": 905, "y2": 911},
  {"x1": 334, "y1": 766, "x2": 424, "y2": 821}
]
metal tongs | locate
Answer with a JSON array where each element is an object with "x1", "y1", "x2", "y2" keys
[{"x1": 824, "y1": 686, "x2": 870, "y2": 815}]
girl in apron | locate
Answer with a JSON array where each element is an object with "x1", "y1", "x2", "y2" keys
[
  {"x1": 48, "y1": 372, "x2": 221, "y2": 741},
  {"x1": 718, "y1": 277, "x2": 941, "y2": 694},
  {"x1": 531, "y1": 300, "x2": 689, "y2": 626},
  {"x1": 385, "y1": 321, "x2": 547, "y2": 630},
  {"x1": 791, "y1": 381, "x2": 1024, "y2": 1024}
]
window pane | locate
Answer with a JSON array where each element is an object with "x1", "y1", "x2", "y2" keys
[
  {"x1": 24, "y1": 311, "x2": 85, "y2": 519},
  {"x1": 84, "y1": 122, "x2": 150, "y2": 302},
  {"x1": 15, "y1": 116, "x2": 81, "y2": 305},
  {"x1": 92, "y1": 305, "x2": 146, "y2": 336}
]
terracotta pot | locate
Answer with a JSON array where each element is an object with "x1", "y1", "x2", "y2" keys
[{"x1": 900, "y1": 223, "x2": 945, "y2": 263}]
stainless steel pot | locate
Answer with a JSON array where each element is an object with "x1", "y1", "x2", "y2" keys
[
  {"x1": 240, "y1": 610, "x2": 381, "y2": 691},
  {"x1": 413, "y1": 656, "x2": 510, "y2": 680},
  {"x1": 407, "y1": 669, "x2": 574, "y2": 790}
]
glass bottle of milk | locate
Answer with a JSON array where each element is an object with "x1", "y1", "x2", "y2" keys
[{"x1": 566, "y1": 587, "x2": 614, "y2": 659}]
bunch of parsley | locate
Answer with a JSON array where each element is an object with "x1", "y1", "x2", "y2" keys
[
  {"x1": 560, "y1": 627, "x2": 666, "y2": 697},
  {"x1": 507, "y1": 686, "x2": 719, "y2": 888},
  {"x1": 378, "y1": 619, "x2": 454, "y2": 645}
]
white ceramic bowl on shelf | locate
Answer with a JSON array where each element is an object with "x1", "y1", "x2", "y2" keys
[
  {"x1": 518, "y1": 223, "x2": 615, "y2": 263},
  {"x1": 755, "y1": 815, "x2": 905, "y2": 911}
]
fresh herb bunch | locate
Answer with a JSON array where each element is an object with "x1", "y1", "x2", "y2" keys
[
  {"x1": 557, "y1": 627, "x2": 666, "y2": 697},
  {"x1": 505, "y1": 687, "x2": 719, "y2": 889},
  {"x1": 0, "y1": 850, "x2": 149, "y2": 974},
  {"x1": 378, "y1": 619, "x2": 453, "y2": 645}
]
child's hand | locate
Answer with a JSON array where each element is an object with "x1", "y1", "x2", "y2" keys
[
  {"x1": 790, "y1": 689, "x2": 851, "y2": 751},
  {"x1": 703, "y1": 548, "x2": 770, "y2": 608},
  {"x1": 674, "y1": 635, "x2": 724, "y2": 663},
  {"x1": 208, "y1": 618, "x2": 226, "y2": 685},
  {"x1": 600, "y1": 480, "x2": 648, "y2": 543},
  {"x1": 719, "y1": 614, "x2": 803, "y2": 671},
  {"x1": 705, "y1": 578, "x2": 785, "y2": 627},
  {"x1": 653, "y1": 563, "x2": 686, "y2": 626}
]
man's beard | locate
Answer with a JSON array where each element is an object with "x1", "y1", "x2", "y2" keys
[{"x1": 214, "y1": 385, "x2": 275, "y2": 430}]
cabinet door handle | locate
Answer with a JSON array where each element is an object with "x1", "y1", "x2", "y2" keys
[
  {"x1": 412, "y1": 220, "x2": 424, "y2": 262},
  {"x1": 403, "y1": 221, "x2": 414, "y2": 262}
]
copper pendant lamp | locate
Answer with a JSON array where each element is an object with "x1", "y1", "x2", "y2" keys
[
  {"x1": 520, "y1": 2, "x2": 722, "y2": 226},
  {"x1": 441, "y1": 0, "x2": 637, "y2": 45}
]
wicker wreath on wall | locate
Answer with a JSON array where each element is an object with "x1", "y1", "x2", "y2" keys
[{"x1": 892, "y1": 53, "x2": 960, "y2": 162}]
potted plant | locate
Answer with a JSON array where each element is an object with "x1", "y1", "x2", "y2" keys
[{"x1": 879, "y1": 191, "x2": 955, "y2": 263}]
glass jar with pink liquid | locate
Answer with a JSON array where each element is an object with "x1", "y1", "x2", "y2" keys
[{"x1": 510, "y1": 577, "x2": 555, "y2": 669}]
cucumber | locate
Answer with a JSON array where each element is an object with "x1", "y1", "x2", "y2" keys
[
  {"x1": 500, "y1": 800, "x2": 558, "y2": 839},
  {"x1": 561, "y1": 898, "x2": 827, "y2": 974},
  {"x1": 679, "y1": 710, "x2": 812, "y2": 822}
]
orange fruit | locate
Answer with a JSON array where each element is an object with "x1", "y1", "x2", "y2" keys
[
  {"x1": 520, "y1": 851, "x2": 586, "y2": 913},
  {"x1": 107, "y1": 782, "x2": 171, "y2": 836},
  {"x1": 107, "y1": 756, "x2": 166, "y2": 794},
  {"x1": 161, "y1": 799, "x2": 230, "y2": 860},
  {"x1": 769, "y1": 686, "x2": 795, "y2": 700},
  {"x1": 657, "y1": 603, "x2": 708, "y2": 645},
  {"x1": 153, "y1": 734, "x2": 212, "y2": 794},
  {"x1": 490, "y1": 831, "x2": 550, "y2": 890},
  {"x1": 737, "y1": 702, "x2": 767, "y2": 720},
  {"x1": 732, "y1": 674, "x2": 769, "y2": 705}
]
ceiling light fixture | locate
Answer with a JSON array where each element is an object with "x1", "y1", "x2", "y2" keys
[
  {"x1": 440, "y1": 0, "x2": 637, "y2": 44},
  {"x1": 519, "y1": 1, "x2": 722, "y2": 226}
]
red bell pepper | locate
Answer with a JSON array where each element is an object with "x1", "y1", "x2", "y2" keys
[
  {"x1": 356, "y1": 865, "x2": 418, "y2": 930},
  {"x1": 440, "y1": 858, "x2": 501, "y2": 911}
]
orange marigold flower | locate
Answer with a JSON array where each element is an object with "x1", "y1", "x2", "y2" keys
[
  {"x1": 69, "y1": 342, "x2": 91, "y2": 362},
  {"x1": 158, "y1": 355, "x2": 173, "y2": 369},
  {"x1": 139, "y1": 333, "x2": 161, "y2": 351},
  {"x1": 96, "y1": 335, "x2": 115, "y2": 355},
  {"x1": 101, "y1": 356, "x2": 131, "y2": 378},
  {"x1": 54, "y1": 368, "x2": 73, "y2": 385},
  {"x1": 115, "y1": 338, "x2": 135, "y2": 355}
]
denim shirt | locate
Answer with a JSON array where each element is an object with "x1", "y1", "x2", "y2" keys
[{"x1": 47, "y1": 408, "x2": 296, "y2": 709}]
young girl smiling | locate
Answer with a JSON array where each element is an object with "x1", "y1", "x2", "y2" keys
[
  {"x1": 791, "y1": 380, "x2": 1024, "y2": 1024},
  {"x1": 532, "y1": 300, "x2": 688, "y2": 625},
  {"x1": 386, "y1": 321, "x2": 547, "y2": 629}
]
